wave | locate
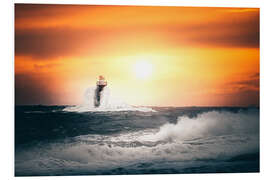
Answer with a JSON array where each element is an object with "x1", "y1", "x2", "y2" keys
[
  {"x1": 143, "y1": 109, "x2": 259, "y2": 141},
  {"x1": 63, "y1": 86, "x2": 155, "y2": 112},
  {"x1": 16, "y1": 133, "x2": 258, "y2": 175},
  {"x1": 15, "y1": 109, "x2": 259, "y2": 175}
]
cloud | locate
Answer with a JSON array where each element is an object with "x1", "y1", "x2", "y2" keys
[
  {"x1": 15, "y1": 21, "x2": 259, "y2": 59},
  {"x1": 203, "y1": 73, "x2": 259, "y2": 106},
  {"x1": 166, "y1": 13, "x2": 259, "y2": 48},
  {"x1": 33, "y1": 63, "x2": 60, "y2": 70},
  {"x1": 16, "y1": 73, "x2": 50, "y2": 105},
  {"x1": 15, "y1": 73, "x2": 60, "y2": 105},
  {"x1": 228, "y1": 73, "x2": 259, "y2": 91},
  {"x1": 15, "y1": 27, "x2": 105, "y2": 59},
  {"x1": 15, "y1": 5, "x2": 259, "y2": 59},
  {"x1": 249, "y1": 72, "x2": 260, "y2": 79}
]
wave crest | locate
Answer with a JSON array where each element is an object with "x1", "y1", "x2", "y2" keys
[{"x1": 144, "y1": 109, "x2": 259, "y2": 141}]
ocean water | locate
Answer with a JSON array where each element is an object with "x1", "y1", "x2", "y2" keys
[{"x1": 15, "y1": 106, "x2": 259, "y2": 176}]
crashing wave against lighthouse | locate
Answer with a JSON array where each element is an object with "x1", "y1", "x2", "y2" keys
[{"x1": 64, "y1": 86, "x2": 155, "y2": 112}]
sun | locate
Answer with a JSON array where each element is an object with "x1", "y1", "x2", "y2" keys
[{"x1": 133, "y1": 60, "x2": 153, "y2": 79}]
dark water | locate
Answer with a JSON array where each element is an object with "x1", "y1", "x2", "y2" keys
[{"x1": 15, "y1": 106, "x2": 259, "y2": 176}]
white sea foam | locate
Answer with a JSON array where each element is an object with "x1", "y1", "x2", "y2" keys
[
  {"x1": 16, "y1": 131, "x2": 258, "y2": 175},
  {"x1": 15, "y1": 110, "x2": 259, "y2": 175},
  {"x1": 63, "y1": 86, "x2": 155, "y2": 112},
  {"x1": 143, "y1": 110, "x2": 259, "y2": 141}
]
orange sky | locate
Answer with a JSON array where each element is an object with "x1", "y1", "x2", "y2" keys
[{"x1": 15, "y1": 4, "x2": 259, "y2": 106}]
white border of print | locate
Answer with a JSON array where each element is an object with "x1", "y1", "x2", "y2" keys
[{"x1": 1, "y1": 0, "x2": 270, "y2": 180}]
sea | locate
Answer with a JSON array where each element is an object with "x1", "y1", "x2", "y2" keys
[
  {"x1": 15, "y1": 86, "x2": 259, "y2": 176},
  {"x1": 15, "y1": 105, "x2": 259, "y2": 176}
]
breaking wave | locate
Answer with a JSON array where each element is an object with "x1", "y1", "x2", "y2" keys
[
  {"x1": 64, "y1": 86, "x2": 155, "y2": 112},
  {"x1": 16, "y1": 109, "x2": 259, "y2": 175},
  {"x1": 144, "y1": 109, "x2": 259, "y2": 141}
]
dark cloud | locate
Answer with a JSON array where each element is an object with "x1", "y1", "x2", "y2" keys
[
  {"x1": 15, "y1": 19, "x2": 260, "y2": 59},
  {"x1": 15, "y1": 26, "x2": 171, "y2": 59},
  {"x1": 167, "y1": 13, "x2": 259, "y2": 48},
  {"x1": 15, "y1": 4, "x2": 90, "y2": 19},
  {"x1": 15, "y1": 27, "x2": 104, "y2": 59},
  {"x1": 190, "y1": 30, "x2": 259, "y2": 48},
  {"x1": 15, "y1": 5, "x2": 259, "y2": 59},
  {"x1": 228, "y1": 73, "x2": 259, "y2": 91},
  {"x1": 15, "y1": 73, "x2": 56, "y2": 105},
  {"x1": 250, "y1": 72, "x2": 260, "y2": 78},
  {"x1": 209, "y1": 73, "x2": 259, "y2": 106},
  {"x1": 234, "y1": 79, "x2": 259, "y2": 90}
]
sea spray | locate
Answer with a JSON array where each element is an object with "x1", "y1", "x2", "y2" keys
[
  {"x1": 64, "y1": 86, "x2": 155, "y2": 112},
  {"x1": 16, "y1": 107, "x2": 259, "y2": 175},
  {"x1": 144, "y1": 110, "x2": 259, "y2": 141}
]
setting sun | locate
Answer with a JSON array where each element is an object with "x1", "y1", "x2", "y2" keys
[
  {"x1": 14, "y1": 4, "x2": 260, "y2": 176},
  {"x1": 15, "y1": 5, "x2": 259, "y2": 107},
  {"x1": 133, "y1": 61, "x2": 153, "y2": 79}
]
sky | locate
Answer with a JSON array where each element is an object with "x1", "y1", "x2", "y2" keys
[{"x1": 15, "y1": 4, "x2": 259, "y2": 106}]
